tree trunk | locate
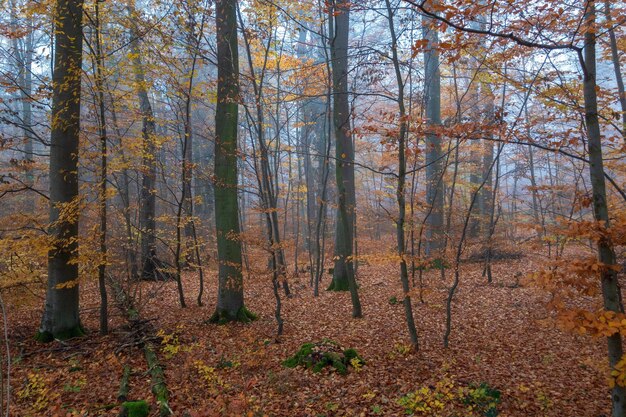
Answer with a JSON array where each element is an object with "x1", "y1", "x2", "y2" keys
[
  {"x1": 423, "y1": 6, "x2": 444, "y2": 257},
  {"x1": 604, "y1": 0, "x2": 626, "y2": 141},
  {"x1": 327, "y1": 0, "x2": 362, "y2": 318},
  {"x1": 210, "y1": 0, "x2": 254, "y2": 324},
  {"x1": 386, "y1": 0, "x2": 419, "y2": 349},
  {"x1": 582, "y1": 2, "x2": 626, "y2": 416},
  {"x1": 93, "y1": 0, "x2": 108, "y2": 335},
  {"x1": 127, "y1": 3, "x2": 158, "y2": 280},
  {"x1": 36, "y1": 0, "x2": 85, "y2": 342}
]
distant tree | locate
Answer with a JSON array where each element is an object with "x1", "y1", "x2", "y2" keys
[
  {"x1": 422, "y1": 2, "x2": 444, "y2": 256},
  {"x1": 127, "y1": 2, "x2": 159, "y2": 281}
]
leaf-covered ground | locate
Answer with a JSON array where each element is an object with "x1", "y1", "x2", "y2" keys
[{"x1": 5, "y1": 241, "x2": 613, "y2": 416}]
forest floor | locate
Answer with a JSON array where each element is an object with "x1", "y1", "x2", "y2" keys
[{"x1": 5, "y1": 239, "x2": 614, "y2": 417}]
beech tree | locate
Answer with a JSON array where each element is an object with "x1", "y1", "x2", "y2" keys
[
  {"x1": 36, "y1": 0, "x2": 85, "y2": 342},
  {"x1": 210, "y1": 0, "x2": 255, "y2": 323},
  {"x1": 422, "y1": 1, "x2": 444, "y2": 256},
  {"x1": 3, "y1": 0, "x2": 626, "y2": 414},
  {"x1": 327, "y1": 0, "x2": 362, "y2": 318},
  {"x1": 582, "y1": 1, "x2": 625, "y2": 413}
]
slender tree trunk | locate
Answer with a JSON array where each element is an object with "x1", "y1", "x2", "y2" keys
[
  {"x1": 128, "y1": 3, "x2": 158, "y2": 280},
  {"x1": 238, "y1": 6, "x2": 290, "y2": 298},
  {"x1": 93, "y1": 0, "x2": 109, "y2": 334},
  {"x1": 107, "y1": 90, "x2": 137, "y2": 281},
  {"x1": 582, "y1": 3, "x2": 626, "y2": 415},
  {"x1": 604, "y1": 0, "x2": 626, "y2": 141},
  {"x1": 37, "y1": 0, "x2": 85, "y2": 342},
  {"x1": 423, "y1": 5, "x2": 444, "y2": 257},
  {"x1": 386, "y1": 0, "x2": 419, "y2": 349}
]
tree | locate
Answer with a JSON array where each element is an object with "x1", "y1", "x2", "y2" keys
[
  {"x1": 582, "y1": 1, "x2": 625, "y2": 414},
  {"x1": 603, "y1": 0, "x2": 626, "y2": 141},
  {"x1": 36, "y1": 0, "x2": 85, "y2": 342},
  {"x1": 327, "y1": 0, "x2": 362, "y2": 318},
  {"x1": 385, "y1": 0, "x2": 419, "y2": 349},
  {"x1": 422, "y1": 2, "x2": 444, "y2": 256},
  {"x1": 127, "y1": 2, "x2": 160, "y2": 281},
  {"x1": 210, "y1": 0, "x2": 255, "y2": 323}
]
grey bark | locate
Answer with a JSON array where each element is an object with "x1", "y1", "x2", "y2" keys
[
  {"x1": 386, "y1": 0, "x2": 419, "y2": 349},
  {"x1": 92, "y1": 0, "x2": 108, "y2": 334},
  {"x1": 327, "y1": 0, "x2": 362, "y2": 318},
  {"x1": 423, "y1": 6, "x2": 444, "y2": 256},
  {"x1": 604, "y1": 0, "x2": 626, "y2": 141},
  {"x1": 37, "y1": 0, "x2": 85, "y2": 342},
  {"x1": 127, "y1": 4, "x2": 158, "y2": 280},
  {"x1": 210, "y1": 0, "x2": 254, "y2": 323},
  {"x1": 582, "y1": 2, "x2": 626, "y2": 415}
]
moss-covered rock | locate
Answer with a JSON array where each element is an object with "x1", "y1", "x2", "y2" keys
[{"x1": 283, "y1": 339, "x2": 364, "y2": 375}]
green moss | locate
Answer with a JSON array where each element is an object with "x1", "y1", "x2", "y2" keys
[
  {"x1": 34, "y1": 330, "x2": 53, "y2": 343},
  {"x1": 327, "y1": 279, "x2": 350, "y2": 291},
  {"x1": 122, "y1": 400, "x2": 149, "y2": 417},
  {"x1": 209, "y1": 306, "x2": 257, "y2": 324},
  {"x1": 283, "y1": 340, "x2": 363, "y2": 375},
  {"x1": 35, "y1": 324, "x2": 85, "y2": 343},
  {"x1": 343, "y1": 348, "x2": 359, "y2": 361}
]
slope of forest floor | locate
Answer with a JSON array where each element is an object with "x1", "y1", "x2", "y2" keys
[{"x1": 5, "y1": 240, "x2": 613, "y2": 416}]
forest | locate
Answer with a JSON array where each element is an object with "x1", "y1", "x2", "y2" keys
[{"x1": 0, "y1": 0, "x2": 625, "y2": 415}]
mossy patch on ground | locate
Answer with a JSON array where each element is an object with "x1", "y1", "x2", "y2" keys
[
  {"x1": 122, "y1": 400, "x2": 149, "y2": 417},
  {"x1": 283, "y1": 339, "x2": 364, "y2": 375}
]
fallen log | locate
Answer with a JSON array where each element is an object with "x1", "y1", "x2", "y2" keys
[{"x1": 109, "y1": 276, "x2": 172, "y2": 416}]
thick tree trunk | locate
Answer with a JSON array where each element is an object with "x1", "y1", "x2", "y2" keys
[
  {"x1": 210, "y1": 0, "x2": 254, "y2": 324},
  {"x1": 327, "y1": 0, "x2": 362, "y2": 318},
  {"x1": 582, "y1": 2, "x2": 626, "y2": 416},
  {"x1": 37, "y1": 0, "x2": 85, "y2": 342}
]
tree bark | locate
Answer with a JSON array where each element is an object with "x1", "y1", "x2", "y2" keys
[
  {"x1": 603, "y1": 0, "x2": 626, "y2": 141},
  {"x1": 127, "y1": 3, "x2": 158, "y2": 280},
  {"x1": 210, "y1": 0, "x2": 254, "y2": 324},
  {"x1": 386, "y1": 0, "x2": 419, "y2": 349},
  {"x1": 37, "y1": 0, "x2": 85, "y2": 342},
  {"x1": 327, "y1": 0, "x2": 362, "y2": 318},
  {"x1": 93, "y1": 0, "x2": 108, "y2": 335},
  {"x1": 582, "y1": 2, "x2": 626, "y2": 415},
  {"x1": 423, "y1": 5, "x2": 444, "y2": 257}
]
